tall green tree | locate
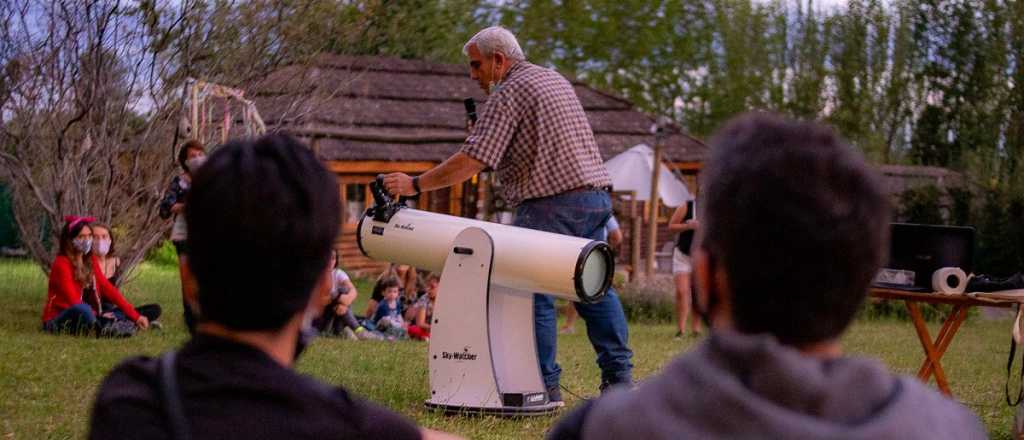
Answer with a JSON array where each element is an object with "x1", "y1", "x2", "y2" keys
[
  {"x1": 1002, "y1": 0, "x2": 1024, "y2": 194},
  {"x1": 784, "y1": 0, "x2": 830, "y2": 119}
]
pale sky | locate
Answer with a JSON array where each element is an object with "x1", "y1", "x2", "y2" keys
[{"x1": 755, "y1": 0, "x2": 865, "y2": 11}]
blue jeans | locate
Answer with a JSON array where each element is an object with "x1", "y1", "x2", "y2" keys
[
  {"x1": 514, "y1": 190, "x2": 633, "y2": 388},
  {"x1": 43, "y1": 303, "x2": 97, "y2": 335}
]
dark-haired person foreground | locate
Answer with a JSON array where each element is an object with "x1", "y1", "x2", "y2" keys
[
  {"x1": 90, "y1": 134, "x2": 458, "y2": 440},
  {"x1": 548, "y1": 114, "x2": 985, "y2": 440}
]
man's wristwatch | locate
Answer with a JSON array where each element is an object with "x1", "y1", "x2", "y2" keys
[{"x1": 412, "y1": 176, "x2": 421, "y2": 195}]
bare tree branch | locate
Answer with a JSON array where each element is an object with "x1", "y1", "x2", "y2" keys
[{"x1": 0, "y1": 0, "x2": 331, "y2": 280}]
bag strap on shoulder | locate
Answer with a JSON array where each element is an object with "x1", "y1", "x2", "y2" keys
[
  {"x1": 158, "y1": 351, "x2": 190, "y2": 440},
  {"x1": 1007, "y1": 305, "x2": 1024, "y2": 406}
]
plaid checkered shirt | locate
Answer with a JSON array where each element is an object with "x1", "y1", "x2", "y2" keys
[{"x1": 460, "y1": 62, "x2": 611, "y2": 206}]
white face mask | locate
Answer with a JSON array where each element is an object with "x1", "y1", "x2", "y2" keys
[
  {"x1": 95, "y1": 239, "x2": 111, "y2": 256},
  {"x1": 186, "y1": 156, "x2": 206, "y2": 173}
]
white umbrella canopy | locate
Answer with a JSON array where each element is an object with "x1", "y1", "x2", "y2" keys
[{"x1": 604, "y1": 144, "x2": 693, "y2": 207}]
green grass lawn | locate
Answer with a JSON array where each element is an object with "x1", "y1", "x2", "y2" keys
[{"x1": 0, "y1": 258, "x2": 1016, "y2": 439}]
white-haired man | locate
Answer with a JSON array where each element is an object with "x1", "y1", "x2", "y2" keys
[{"x1": 383, "y1": 26, "x2": 633, "y2": 403}]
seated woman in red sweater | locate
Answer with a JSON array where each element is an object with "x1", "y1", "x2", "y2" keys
[{"x1": 41, "y1": 216, "x2": 151, "y2": 335}]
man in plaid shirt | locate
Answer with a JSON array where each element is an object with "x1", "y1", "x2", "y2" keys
[{"x1": 384, "y1": 26, "x2": 634, "y2": 403}]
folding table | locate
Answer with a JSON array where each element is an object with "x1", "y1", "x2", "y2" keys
[{"x1": 869, "y1": 288, "x2": 1020, "y2": 396}]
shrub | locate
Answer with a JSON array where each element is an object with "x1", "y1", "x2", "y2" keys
[
  {"x1": 898, "y1": 185, "x2": 944, "y2": 224},
  {"x1": 858, "y1": 298, "x2": 956, "y2": 322},
  {"x1": 145, "y1": 240, "x2": 178, "y2": 267},
  {"x1": 618, "y1": 275, "x2": 961, "y2": 324},
  {"x1": 617, "y1": 277, "x2": 676, "y2": 324}
]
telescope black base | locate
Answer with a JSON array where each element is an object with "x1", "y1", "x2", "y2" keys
[{"x1": 424, "y1": 401, "x2": 562, "y2": 417}]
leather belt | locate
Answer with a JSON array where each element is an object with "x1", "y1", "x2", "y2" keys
[{"x1": 564, "y1": 185, "x2": 611, "y2": 194}]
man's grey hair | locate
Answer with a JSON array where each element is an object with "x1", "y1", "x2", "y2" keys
[{"x1": 463, "y1": 26, "x2": 525, "y2": 61}]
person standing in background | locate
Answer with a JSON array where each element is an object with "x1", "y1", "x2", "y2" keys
[
  {"x1": 159, "y1": 140, "x2": 206, "y2": 334},
  {"x1": 668, "y1": 201, "x2": 701, "y2": 338}
]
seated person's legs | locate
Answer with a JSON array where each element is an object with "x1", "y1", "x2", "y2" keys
[
  {"x1": 44, "y1": 303, "x2": 97, "y2": 334},
  {"x1": 103, "y1": 302, "x2": 162, "y2": 323},
  {"x1": 340, "y1": 308, "x2": 360, "y2": 330}
]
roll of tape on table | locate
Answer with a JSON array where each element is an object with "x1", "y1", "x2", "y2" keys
[{"x1": 932, "y1": 267, "x2": 968, "y2": 294}]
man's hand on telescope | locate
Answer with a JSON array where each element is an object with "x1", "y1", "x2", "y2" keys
[{"x1": 383, "y1": 173, "x2": 417, "y2": 197}]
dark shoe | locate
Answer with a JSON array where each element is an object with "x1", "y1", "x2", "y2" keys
[
  {"x1": 674, "y1": 330, "x2": 684, "y2": 339},
  {"x1": 599, "y1": 379, "x2": 634, "y2": 395},
  {"x1": 98, "y1": 320, "x2": 138, "y2": 338},
  {"x1": 546, "y1": 384, "x2": 565, "y2": 407},
  {"x1": 967, "y1": 273, "x2": 1024, "y2": 292}
]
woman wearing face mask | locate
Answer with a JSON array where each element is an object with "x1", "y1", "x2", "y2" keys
[
  {"x1": 90, "y1": 223, "x2": 121, "y2": 284},
  {"x1": 41, "y1": 216, "x2": 150, "y2": 335},
  {"x1": 159, "y1": 140, "x2": 206, "y2": 334},
  {"x1": 89, "y1": 222, "x2": 163, "y2": 326}
]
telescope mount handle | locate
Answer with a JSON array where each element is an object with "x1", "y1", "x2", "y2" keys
[{"x1": 369, "y1": 174, "x2": 403, "y2": 223}]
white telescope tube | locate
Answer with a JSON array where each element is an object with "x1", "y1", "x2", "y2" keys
[{"x1": 357, "y1": 207, "x2": 613, "y2": 303}]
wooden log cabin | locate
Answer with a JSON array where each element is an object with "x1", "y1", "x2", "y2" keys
[{"x1": 253, "y1": 55, "x2": 708, "y2": 277}]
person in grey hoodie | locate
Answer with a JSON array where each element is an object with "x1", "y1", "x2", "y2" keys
[{"x1": 547, "y1": 113, "x2": 986, "y2": 440}]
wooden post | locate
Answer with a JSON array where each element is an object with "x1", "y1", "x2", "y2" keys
[
  {"x1": 310, "y1": 137, "x2": 321, "y2": 157},
  {"x1": 339, "y1": 182, "x2": 348, "y2": 225},
  {"x1": 480, "y1": 173, "x2": 492, "y2": 221},
  {"x1": 421, "y1": 191, "x2": 431, "y2": 213},
  {"x1": 336, "y1": 181, "x2": 347, "y2": 246},
  {"x1": 629, "y1": 191, "x2": 640, "y2": 282},
  {"x1": 645, "y1": 138, "x2": 663, "y2": 278},
  {"x1": 451, "y1": 183, "x2": 464, "y2": 217},
  {"x1": 221, "y1": 98, "x2": 230, "y2": 145},
  {"x1": 190, "y1": 81, "x2": 199, "y2": 141}
]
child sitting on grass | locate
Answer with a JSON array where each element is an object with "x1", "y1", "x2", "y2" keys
[
  {"x1": 372, "y1": 277, "x2": 406, "y2": 339},
  {"x1": 316, "y1": 250, "x2": 381, "y2": 340},
  {"x1": 364, "y1": 263, "x2": 421, "y2": 318},
  {"x1": 408, "y1": 272, "x2": 440, "y2": 341}
]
